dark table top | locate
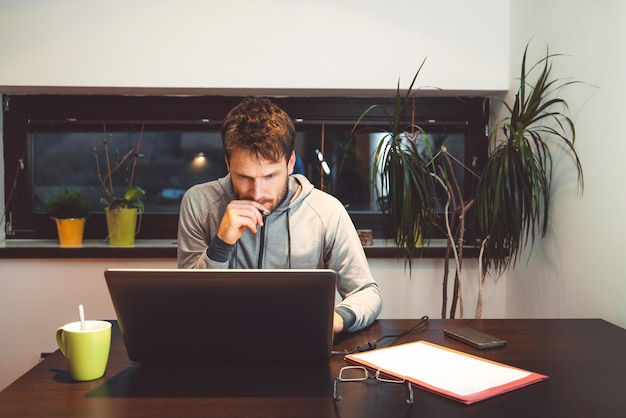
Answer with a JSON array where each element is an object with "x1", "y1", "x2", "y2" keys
[{"x1": 1, "y1": 318, "x2": 625, "y2": 418}]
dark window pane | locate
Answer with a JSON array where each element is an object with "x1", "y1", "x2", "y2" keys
[
  {"x1": 31, "y1": 130, "x2": 226, "y2": 214},
  {"x1": 3, "y1": 94, "x2": 487, "y2": 240}
]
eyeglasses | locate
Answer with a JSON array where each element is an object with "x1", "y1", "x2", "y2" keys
[{"x1": 333, "y1": 366, "x2": 414, "y2": 405}]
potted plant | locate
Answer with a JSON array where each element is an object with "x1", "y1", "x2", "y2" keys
[
  {"x1": 472, "y1": 43, "x2": 584, "y2": 313},
  {"x1": 435, "y1": 42, "x2": 585, "y2": 318},
  {"x1": 350, "y1": 42, "x2": 585, "y2": 320},
  {"x1": 46, "y1": 187, "x2": 91, "y2": 247},
  {"x1": 348, "y1": 58, "x2": 439, "y2": 269},
  {"x1": 94, "y1": 127, "x2": 146, "y2": 247}
]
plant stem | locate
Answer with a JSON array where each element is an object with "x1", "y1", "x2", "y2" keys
[
  {"x1": 103, "y1": 128, "x2": 114, "y2": 200},
  {"x1": 476, "y1": 237, "x2": 489, "y2": 318},
  {"x1": 128, "y1": 123, "x2": 144, "y2": 189}
]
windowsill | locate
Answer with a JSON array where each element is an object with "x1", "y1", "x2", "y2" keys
[
  {"x1": 363, "y1": 239, "x2": 480, "y2": 259},
  {"x1": 0, "y1": 239, "x2": 480, "y2": 259},
  {"x1": 0, "y1": 239, "x2": 178, "y2": 259}
]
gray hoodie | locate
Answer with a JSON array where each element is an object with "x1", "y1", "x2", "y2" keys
[{"x1": 177, "y1": 173, "x2": 382, "y2": 332}]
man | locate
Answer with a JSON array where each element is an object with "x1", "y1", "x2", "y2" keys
[{"x1": 177, "y1": 97, "x2": 382, "y2": 333}]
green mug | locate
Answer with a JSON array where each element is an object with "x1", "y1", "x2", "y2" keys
[{"x1": 56, "y1": 320, "x2": 112, "y2": 381}]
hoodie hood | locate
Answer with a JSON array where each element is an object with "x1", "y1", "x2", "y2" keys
[{"x1": 275, "y1": 174, "x2": 315, "y2": 214}]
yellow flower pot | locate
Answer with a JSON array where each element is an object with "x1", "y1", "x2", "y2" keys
[
  {"x1": 54, "y1": 218, "x2": 86, "y2": 247},
  {"x1": 105, "y1": 207, "x2": 138, "y2": 247}
]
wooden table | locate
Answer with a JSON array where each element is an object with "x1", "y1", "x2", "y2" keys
[{"x1": 1, "y1": 318, "x2": 625, "y2": 417}]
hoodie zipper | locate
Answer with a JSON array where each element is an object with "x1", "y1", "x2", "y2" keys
[{"x1": 257, "y1": 222, "x2": 266, "y2": 268}]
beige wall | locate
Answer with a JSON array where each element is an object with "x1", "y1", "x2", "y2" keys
[
  {"x1": 0, "y1": 259, "x2": 175, "y2": 390},
  {"x1": 0, "y1": 256, "x2": 504, "y2": 391}
]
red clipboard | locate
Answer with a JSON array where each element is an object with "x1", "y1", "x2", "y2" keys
[{"x1": 345, "y1": 340, "x2": 548, "y2": 405}]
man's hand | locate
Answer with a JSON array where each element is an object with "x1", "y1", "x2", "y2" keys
[
  {"x1": 333, "y1": 312, "x2": 344, "y2": 334},
  {"x1": 217, "y1": 200, "x2": 269, "y2": 245}
]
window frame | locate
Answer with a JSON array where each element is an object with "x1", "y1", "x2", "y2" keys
[{"x1": 3, "y1": 94, "x2": 488, "y2": 241}]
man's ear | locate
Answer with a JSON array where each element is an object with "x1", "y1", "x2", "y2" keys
[
  {"x1": 287, "y1": 151, "x2": 296, "y2": 175},
  {"x1": 224, "y1": 156, "x2": 230, "y2": 172}
]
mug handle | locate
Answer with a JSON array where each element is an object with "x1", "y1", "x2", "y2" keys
[{"x1": 55, "y1": 327, "x2": 67, "y2": 357}]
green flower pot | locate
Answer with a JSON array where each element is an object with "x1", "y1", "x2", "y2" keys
[{"x1": 105, "y1": 207, "x2": 138, "y2": 247}]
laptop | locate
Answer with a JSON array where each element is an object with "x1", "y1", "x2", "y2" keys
[{"x1": 104, "y1": 268, "x2": 337, "y2": 364}]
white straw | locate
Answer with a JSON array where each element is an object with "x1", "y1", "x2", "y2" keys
[{"x1": 79, "y1": 304, "x2": 86, "y2": 331}]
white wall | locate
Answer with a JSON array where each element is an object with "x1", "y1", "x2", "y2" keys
[
  {"x1": 504, "y1": 0, "x2": 626, "y2": 329},
  {"x1": 0, "y1": 0, "x2": 509, "y2": 94}
]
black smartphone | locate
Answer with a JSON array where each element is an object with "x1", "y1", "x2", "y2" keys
[{"x1": 443, "y1": 326, "x2": 507, "y2": 350}]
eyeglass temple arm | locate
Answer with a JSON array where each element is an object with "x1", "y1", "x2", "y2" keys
[
  {"x1": 405, "y1": 380, "x2": 414, "y2": 405},
  {"x1": 333, "y1": 378, "x2": 342, "y2": 401}
]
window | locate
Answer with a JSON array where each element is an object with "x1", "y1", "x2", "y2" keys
[{"x1": 3, "y1": 94, "x2": 488, "y2": 241}]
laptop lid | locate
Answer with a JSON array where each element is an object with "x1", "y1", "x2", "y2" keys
[{"x1": 104, "y1": 268, "x2": 337, "y2": 364}]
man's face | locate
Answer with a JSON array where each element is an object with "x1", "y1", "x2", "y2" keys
[{"x1": 226, "y1": 149, "x2": 296, "y2": 212}]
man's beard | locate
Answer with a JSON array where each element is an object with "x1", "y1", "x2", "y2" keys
[{"x1": 233, "y1": 177, "x2": 290, "y2": 212}]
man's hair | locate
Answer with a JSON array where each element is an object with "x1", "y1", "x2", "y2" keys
[{"x1": 221, "y1": 97, "x2": 295, "y2": 163}]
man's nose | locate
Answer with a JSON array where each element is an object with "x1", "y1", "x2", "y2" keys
[{"x1": 249, "y1": 180, "x2": 263, "y2": 200}]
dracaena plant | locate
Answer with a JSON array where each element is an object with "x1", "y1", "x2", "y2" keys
[
  {"x1": 475, "y1": 43, "x2": 584, "y2": 276},
  {"x1": 93, "y1": 125, "x2": 146, "y2": 211},
  {"x1": 349, "y1": 58, "x2": 439, "y2": 267}
]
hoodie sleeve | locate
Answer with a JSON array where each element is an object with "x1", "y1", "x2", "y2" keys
[
  {"x1": 177, "y1": 181, "x2": 232, "y2": 269},
  {"x1": 325, "y1": 202, "x2": 383, "y2": 332}
]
